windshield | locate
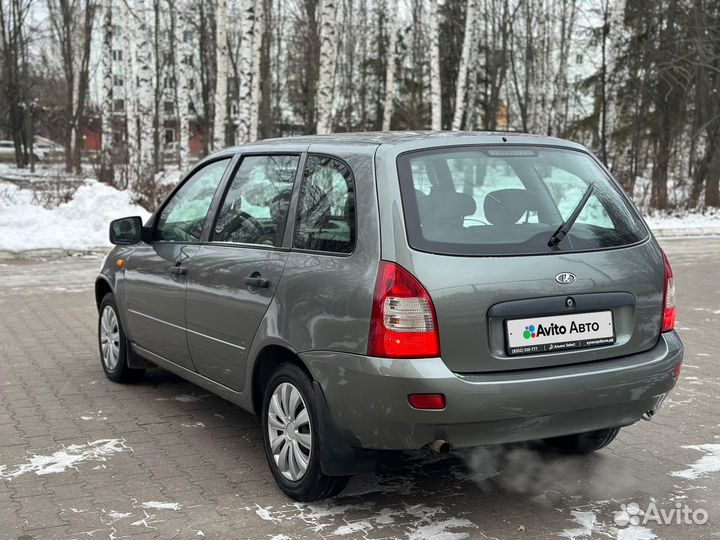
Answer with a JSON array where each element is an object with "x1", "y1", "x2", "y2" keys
[{"x1": 397, "y1": 146, "x2": 648, "y2": 256}]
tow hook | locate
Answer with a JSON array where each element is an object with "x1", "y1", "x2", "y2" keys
[
  {"x1": 642, "y1": 410, "x2": 655, "y2": 421},
  {"x1": 428, "y1": 439, "x2": 451, "y2": 454}
]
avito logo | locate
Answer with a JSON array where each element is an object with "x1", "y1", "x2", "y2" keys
[{"x1": 523, "y1": 320, "x2": 600, "y2": 340}]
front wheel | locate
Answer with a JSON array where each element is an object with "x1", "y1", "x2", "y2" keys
[
  {"x1": 261, "y1": 363, "x2": 349, "y2": 501},
  {"x1": 98, "y1": 293, "x2": 145, "y2": 383},
  {"x1": 543, "y1": 427, "x2": 620, "y2": 454}
]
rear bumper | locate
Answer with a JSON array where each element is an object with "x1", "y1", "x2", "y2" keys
[{"x1": 301, "y1": 331, "x2": 683, "y2": 450}]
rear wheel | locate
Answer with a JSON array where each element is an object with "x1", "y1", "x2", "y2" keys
[
  {"x1": 261, "y1": 363, "x2": 349, "y2": 501},
  {"x1": 543, "y1": 427, "x2": 620, "y2": 454},
  {"x1": 98, "y1": 293, "x2": 145, "y2": 383}
]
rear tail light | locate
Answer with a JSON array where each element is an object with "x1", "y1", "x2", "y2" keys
[
  {"x1": 368, "y1": 261, "x2": 440, "y2": 358},
  {"x1": 661, "y1": 250, "x2": 676, "y2": 332},
  {"x1": 408, "y1": 393, "x2": 446, "y2": 410}
]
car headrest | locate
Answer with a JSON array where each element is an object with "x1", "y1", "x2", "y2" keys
[
  {"x1": 269, "y1": 190, "x2": 292, "y2": 224},
  {"x1": 483, "y1": 189, "x2": 533, "y2": 225},
  {"x1": 425, "y1": 189, "x2": 476, "y2": 216}
]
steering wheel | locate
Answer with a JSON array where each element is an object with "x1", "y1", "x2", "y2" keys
[{"x1": 217, "y1": 211, "x2": 265, "y2": 243}]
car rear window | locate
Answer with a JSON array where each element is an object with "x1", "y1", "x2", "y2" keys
[{"x1": 397, "y1": 146, "x2": 648, "y2": 256}]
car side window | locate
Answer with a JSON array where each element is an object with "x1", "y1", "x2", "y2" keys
[
  {"x1": 155, "y1": 158, "x2": 230, "y2": 242},
  {"x1": 212, "y1": 155, "x2": 300, "y2": 247},
  {"x1": 293, "y1": 155, "x2": 355, "y2": 254}
]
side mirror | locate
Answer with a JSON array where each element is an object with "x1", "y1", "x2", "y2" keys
[{"x1": 109, "y1": 216, "x2": 143, "y2": 245}]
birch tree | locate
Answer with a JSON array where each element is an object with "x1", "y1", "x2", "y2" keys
[
  {"x1": 236, "y1": 0, "x2": 255, "y2": 144},
  {"x1": 136, "y1": 0, "x2": 154, "y2": 190},
  {"x1": 100, "y1": 0, "x2": 113, "y2": 183},
  {"x1": 429, "y1": 0, "x2": 442, "y2": 131},
  {"x1": 122, "y1": 0, "x2": 138, "y2": 187},
  {"x1": 176, "y1": 3, "x2": 192, "y2": 171},
  {"x1": 316, "y1": 0, "x2": 336, "y2": 134},
  {"x1": 213, "y1": 0, "x2": 228, "y2": 149},
  {"x1": 381, "y1": 0, "x2": 398, "y2": 131},
  {"x1": 452, "y1": 0, "x2": 478, "y2": 130}
]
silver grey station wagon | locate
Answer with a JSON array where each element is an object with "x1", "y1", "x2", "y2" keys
[{"x1": 97, "y1": 132, "x2": 683, "y2": 500}]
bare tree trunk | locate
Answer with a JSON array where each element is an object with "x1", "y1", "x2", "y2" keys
[
  {"x1": 152, "y1": 0, "x2": 163, "y2": 172},
  {"x1": 249, "y1": 0, "x2": 264, "y2": 140},
  {"x1": 122, "y1": 0, "x2": 139, "y2": 185},
  {"x1": 550, "y1": 0, "x2": 575, "y2": 135},
  {"x1": 72, "y1": 1, "x2": 96, "y2": 174},
  {"x1": 100, "y1": 0, "x2": 114, "y2": 184},
  {"x1": 452, "y1": 0, "x2": 478, "y2": 130},
  {"x1": 316, "y1": 0, "x2": 336, "y2": 134},
  {"x1": 236, "y1": 0, "x2": 255, "y2": 144},
  {"x1": 356, "y1": 0, "x2": 369, "y2": 130},
  {"x1": 381, "y1": 0, "x2": 398, "y2": 131},
  {"x1": 177, "y1": 4, "x2": 191, "y2": 171},
  {"x1": 258, "y1": 0, "x2": 273, "y2": 138},
  {"x1": 213, "y1": 0, "x2": 228, "y2": 149},
  {"x1": 135, "y1": 0, "x2": 155, "y2": 192},
  {"x1": 1, "y1": 0, "x2": 31, "y2": 168},
  {"x1": 429, "y1": 0, "x2": 442, "y2": 130}
]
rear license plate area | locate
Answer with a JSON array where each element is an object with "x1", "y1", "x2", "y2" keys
[{"x1": 505, "y1": 310, "x2": 615, "y2": 356}]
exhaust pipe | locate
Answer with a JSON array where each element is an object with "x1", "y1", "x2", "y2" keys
[
  {"x1": 428, "y1": 439, "x2": 451, "y2": 454},
  {"x1": 642, "y1": 410, "x2": 655, "y2": 421}
]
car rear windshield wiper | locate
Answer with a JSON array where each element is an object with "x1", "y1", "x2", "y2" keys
[{"x1": 548, "y1": 183, "x2": 595, "y2": 248}]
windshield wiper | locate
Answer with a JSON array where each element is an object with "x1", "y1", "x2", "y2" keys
[{"x1": 548, "y1": 183, "x2": 595, "y2": 248}]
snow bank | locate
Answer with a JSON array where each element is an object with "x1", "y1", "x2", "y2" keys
[
  {"x1": 644, "y1": 208, "x2": 720, "y2": 230},
  {"x1": 0, "y1": 181, "x2": 150, "y2": 252}
]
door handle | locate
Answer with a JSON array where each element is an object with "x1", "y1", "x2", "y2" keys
[
  {"x1": 170, "y1": 263, "x2": 187, "y2": 276},
  {"x1": 244, "y1": 274, "x2": 270, "y2": 288}
]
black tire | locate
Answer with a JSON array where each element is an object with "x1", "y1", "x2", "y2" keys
[
  {"x1": 261, "y1": 363, "x2": 349, "y2": 501},
  {"x1": 98, "y1": 293, "x2": 145, "y2": 383},
  {"x1": 543, "y1": 427, "x2": 620, "y2": 454}
]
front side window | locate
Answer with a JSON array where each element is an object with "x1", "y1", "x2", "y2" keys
[
  {"x1": 155, "y1": 158, "x2": 230, "y2": 242},
  {"x1": 212, "y1": 155, "x2": 299, "y2": 246},
  {"x1": 398, "y1": 146, "x2": 647, "y2": 256},
  {"x1": 293, "y1": 155, "x2": 356, "y2": 254}
]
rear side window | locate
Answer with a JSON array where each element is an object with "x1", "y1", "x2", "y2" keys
[
  {"x1": 398, "y1": 146, "x2": 647, "y2": 256},
  {"x1": 293, "y1": 155, "x2": 355, "y2": 254}
]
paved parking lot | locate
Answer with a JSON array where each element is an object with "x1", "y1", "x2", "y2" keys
[{"x1": 1, "y1": 238, "x2": 719, "y2": 539}]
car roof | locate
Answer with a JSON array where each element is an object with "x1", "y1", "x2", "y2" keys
[
  {"x1": 220, "y1": 131, "x2": 585, "y2": 150},
  {"x1": 203, "y1": 131, "x2": 591, "y2": 166}
]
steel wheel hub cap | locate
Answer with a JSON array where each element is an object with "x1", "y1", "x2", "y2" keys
[
  {"x1": 100, "y1": 306, "x2": 120, "y2": 371},
  {"x1": 267, "y1": 382, "x2": 312, "y2": 481}
]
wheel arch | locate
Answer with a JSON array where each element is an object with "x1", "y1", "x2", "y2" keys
[
  {"x1": 95, "y1": 277, "x2": 114, "y2": 311},
  {"x1": 251, "y1": 344, "x2": 312, "y2": 416}
]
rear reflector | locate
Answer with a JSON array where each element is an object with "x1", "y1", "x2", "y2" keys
[
  {"x1": 408, "y1": 394, "x2": 446, "y2": 410},
  {"x1": 661, "y1": 250, "x2": 676, "y2": 332},
  {"x1": 673, "y1": 362, "x2": 682, "y2": 378},
  {"x1": 368, "y1": 261, "x2": 440, "y2": 358}
]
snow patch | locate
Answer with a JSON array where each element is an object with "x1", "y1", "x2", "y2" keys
[
  {"x1": 0, "y1": 180, "x2": 150, "y2": 252},
  {"x1": 0, "y1": 439, "x2": 128, "y2": 478},
  {"x1": 559, "y1": 511, "x2": 597, "y2": 539},
  {"x1": 250, "y1": 501, "x2": 477, "y2": 539},
  {"x1": 181, "y1": 422, "x2": 205, "y2": 428},
  {"x1": 616, "y1": 525, "x2": 657, "y2": 540},
  {"x1": 671, "y1": 444, "x2": 720, "y2": 479},
  {"x1": 141, "y1": 501, "x2": 182, "y2": 511},
  {"x1": 107, "y1": 511, "x2": 132, "y2": 520},
  {"x1": 406, "y1": 517, "x2": 477, "y2": 540}
]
